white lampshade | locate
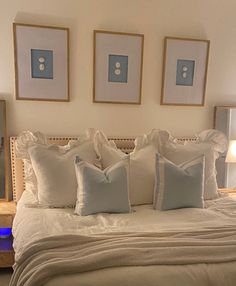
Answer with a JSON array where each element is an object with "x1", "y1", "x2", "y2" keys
[{"x1": 226, "y1": 140, "x2": 236, "y2": 163}]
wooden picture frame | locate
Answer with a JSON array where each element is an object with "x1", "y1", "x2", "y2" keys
[
  {"x1": 161, "y1": 37, "x2": 210, "y2": 106},
  {"x1": 13, "y1": 23, "x2": 69, "y2": 102},
  {"x1": 93, "y1": 30, "x2": 144, "y2": 104}
]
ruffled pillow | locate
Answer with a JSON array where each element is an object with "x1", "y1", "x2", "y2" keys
[
  {"x1": 94, "y1": 129, "x2": 169, "y2": 205},
  {"x1": 15, "y1": 129, "x2": 98, "y2": 206},
  {"x1": 161, "y1": 129, "x2": 228, "y2": 200},
  {"x1": 15, "y1": 131, "x2": 48, "y2": 197}
]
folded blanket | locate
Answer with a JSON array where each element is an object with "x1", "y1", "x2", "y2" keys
[{"x1": 10, "y1": 226, "x2": 236, "y2": 286}]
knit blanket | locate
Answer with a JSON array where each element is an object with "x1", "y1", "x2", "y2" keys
[{"x1": 10, "y1": 226, "x2": 236, "y2": 286}]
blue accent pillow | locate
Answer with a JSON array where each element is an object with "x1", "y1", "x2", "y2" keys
[
  {"x1": 154, "y1": 153, "x2": 205, "y2": 211},
  {"x1": 74, "y1": 156, "x2": 131, "y2": 216}
]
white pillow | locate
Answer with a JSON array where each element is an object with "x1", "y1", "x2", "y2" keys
[
  {"x1": 75, "y1": 156, "x2": 131, "y2": 216},
  {"x1": 94, "y1": 130, "x2": 168, "y2": 205},
  {"x1": 15, "y1": 131, "x2": 47, "y2": 196},
  {"x1": 16, "y1": 129, "x2": 98, "y2": 206},
  {"x1": 162, "y1": 129, "x2": 228, "y2": 200}
]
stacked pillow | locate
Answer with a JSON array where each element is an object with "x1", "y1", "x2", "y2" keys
[
  {"x1": 161, "y1": 129, "x2": 228, "y2": 200},
  {"x1": 16, "y1": 128, "x2": 227, "y2": 214},
  {"x1": 154, "y1": 154, "x2": 205, "y2": 210},
  {"x1": 94, "y1": 128, "x2": 227, "y2": 208},
  {"x1": 16, "y1": 129, "x2": 98, "y2": 207},
  {"x1": 94, "y1": 129, "x2": 169, "y2": 205}
]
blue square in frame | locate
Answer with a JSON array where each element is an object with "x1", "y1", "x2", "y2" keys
[
  {"x1": 108, "y1": 55, "x2": 128, "y2": 83},
  {"x1": 31, "y1": 49, "x2": 53, "y2": 79},
  {"x1": 176, "y1": 59, "x2": 195, "y2": 86}
]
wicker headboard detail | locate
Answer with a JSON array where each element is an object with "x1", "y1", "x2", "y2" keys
[{"x1": 10, "y1": 136, "x2": 197, "y2": 202}]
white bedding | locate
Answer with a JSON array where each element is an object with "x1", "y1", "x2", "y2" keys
[{"x1": 12, "y1": 191, "x2": 236, "y2": 286}]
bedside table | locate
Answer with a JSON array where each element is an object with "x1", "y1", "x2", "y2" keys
[
  {"x1": 218, "y1": 188, "x2": 236, "y2": 197},
  {"x1": 218, "y1": 188, "x2": 236, "y2": 193},
  {"x1": 0, "y1": 201, "x2": 16, "y2": 268}
]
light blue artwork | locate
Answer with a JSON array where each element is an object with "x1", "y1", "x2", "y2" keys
[
  {"x1": 31, "y1": 49, "x2": 53, "y2": 79},
  {"x1": 108, "y1": 54, "x2": 128, "y2": 83},
  {"x1": 176, "y1": 59, "x2": 195, "y2": 86}
]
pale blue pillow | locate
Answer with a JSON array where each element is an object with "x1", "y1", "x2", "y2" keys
[
  {"x1": 74, "y1": 156, "x2": 131, "y2": 216},
  {"x1": 154, "y1": 153, "x2": 205, "y2": 211}
]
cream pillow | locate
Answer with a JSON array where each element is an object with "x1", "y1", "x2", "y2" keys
[
  {"x1": 161, "y1": 129, "x2": 228, "y2": 200},
  {"x1": 94, "y1": 130, "x2": 168, "y2": 205},
  {"x1": 16, "y1": 129, "x2": 98, "y2": 206}
]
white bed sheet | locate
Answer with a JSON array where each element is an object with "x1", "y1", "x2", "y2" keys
[{"x1": 12, "y1": 191, "x2": 236, "y2": 286}]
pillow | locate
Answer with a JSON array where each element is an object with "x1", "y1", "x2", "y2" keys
[
  {"x1": 162, "y1": 129, "x2": 228, "y2": 200},
  {"x1": 154, "y1": 154, "x2": 205, "y2": 211},
  {"x1": 74, "y1": 156, "x2": 131, "y2": 216},
  {"x1": 94, "y1": 130, "x2": 168, "y2": 205},
  {"x1": 16, "y1": 129, "x2": 98, "y2": 206},
  {"x1": 15, "y1": 131, "x2": 48, "y2": 196}
]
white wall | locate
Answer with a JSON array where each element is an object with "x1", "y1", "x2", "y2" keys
[{"x1": 1, "y1": 0, "x2": 236, "y2": 137}]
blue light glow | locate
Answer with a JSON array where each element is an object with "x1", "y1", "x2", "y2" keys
[{"x1": 0, "y1": 228, "x2": 12, "y2": 238}]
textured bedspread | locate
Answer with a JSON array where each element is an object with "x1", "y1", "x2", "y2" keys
[
  {"x1": 10, "y1": 227, "x2": 236, "y2": 286},
  {"x1": 11, "y1": 191, "x2": 236, "y2": 286}
]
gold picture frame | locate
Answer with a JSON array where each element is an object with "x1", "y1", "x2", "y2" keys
[
  {"x1": 161, "y1": 37, "x2": 210, "y2": 106},
  {"x1": 93, "y1": 30, "x2": 144, "y2": 104},
  {"x1": 13, "y1": 23, "x2": 69, "y2": 102}
]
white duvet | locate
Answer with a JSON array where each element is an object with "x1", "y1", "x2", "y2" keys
[{"x1": 12, "y1": 191, "x2": 236, "y2": 286}]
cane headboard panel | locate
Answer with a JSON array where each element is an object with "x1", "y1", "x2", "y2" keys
[{"x1": 10, "y1": 135, "x2": 197, "y2": 202}]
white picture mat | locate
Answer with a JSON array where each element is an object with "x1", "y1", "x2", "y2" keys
[
  {"x1": 15, "y1": 25, "x2": 68, "y2": 101},
  {"x1": 163, "y1": 39, "x2": 209, "y2": 105},
  {"x1": 94, "y1": 32, "x2": 143, "y2": 103}
]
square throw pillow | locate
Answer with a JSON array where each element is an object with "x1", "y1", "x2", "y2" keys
[
  {"x1": 154, "y1": 154, "x2": 205, "y2": 211},
  {"x1": 163, "y1": 141, "x2": 218, "y2": 200},
  {"x1": 94, "y1": 130, "x2": 169, "y2": 205},
  {"x1": 28, "y1": 141, "x2": 97, "y2": 207},
  {"x1": 74, "y1": 156, "x2": 131, "y2": 216},
  {"x1": 16, "y1": 129, "x2": 98, "y2": 206},
  {"x1": 160, "y1": 129, "x2": 228, "y2": 200}
]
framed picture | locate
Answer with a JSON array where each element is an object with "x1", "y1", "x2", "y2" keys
[
  {"x1": 161, "y1": 37, "x2": 210, "y2": 106},
  {"x1": 93, "y1": 30, "x2": 144, "y2": 104},
  {"x1": 13, "y1": 23, "x2": 69, "y2": 101}
]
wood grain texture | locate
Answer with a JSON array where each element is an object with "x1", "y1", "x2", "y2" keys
[{"x1": 0, "y1": 203, "x2": 16, "y2": 267}]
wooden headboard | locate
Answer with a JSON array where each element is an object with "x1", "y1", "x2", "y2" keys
[{"x1": 10, "y1": 135, "x2": 197, "y2": 202}]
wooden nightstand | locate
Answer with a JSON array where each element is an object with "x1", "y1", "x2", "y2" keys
[
  {"x1": 218, "y1": 188, "x2": 236, "y2": 197},
  {"x1": 0, "y1": 201, "x2": 16, "y2": 268}
]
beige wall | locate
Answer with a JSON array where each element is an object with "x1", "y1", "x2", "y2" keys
[{"x1": 1, "y1": 0, "x2": 236, "y2": 137}]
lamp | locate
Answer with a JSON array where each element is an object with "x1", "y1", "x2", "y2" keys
[{"x1": 226, "y1": 140, "x2": 236, "y2": 163}]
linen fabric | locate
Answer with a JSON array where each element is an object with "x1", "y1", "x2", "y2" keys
[
  {"x1": 74, "y1": 156, "x2": 131, "y2": 216},
  {"x1": 94, "y1": 130, "x2": 167, "y2": 205},
  {"x1": 154, "y1": 154, "x2": 205, "y2": 211},
  {"x1": 28, "y1": 141, "x2": 97, "y2": 207},
  {"x1": 12, "y1": 190, "x2": 236, "y2": 286},
  {"x1": 16, "y1": 129, "x2": 98, "y2": 206},
  {"x1": 157, "y1": 129, "x2": 228, "y2": 200},
  {"x1": 162, "y1": 143, "x2": 221, "y2": 200}
]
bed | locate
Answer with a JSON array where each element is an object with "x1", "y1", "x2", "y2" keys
[{"x1": 9, "y1": 130, "x2": 236, "y2": 286}]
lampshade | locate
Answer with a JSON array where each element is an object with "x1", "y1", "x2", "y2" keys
[{"x1": 226, "y1": 140, "x2": 236, "y2": 163}]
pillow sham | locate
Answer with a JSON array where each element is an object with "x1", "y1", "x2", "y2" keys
[
  {"x1": 15, "y1": 131, "x2": 47, "y2": 196},
  {"x1": 162, "y1": 129, "x2": 228, "y2": 200},
  {"x1": 29, "y1": 142, "x2": 97, "y2": 207},
  {"x1": 16, "y1": 129, "x2": 98, "y2": 206},
  {"x1": 154, "y1": 154, "x2": 205, "y2": 211},
  {"x1": 94, "y1": 130, "x2": 168, "y2": 205},
  {"x1": 74, "y1": 156, "x2": 131, "y2": 216}
]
